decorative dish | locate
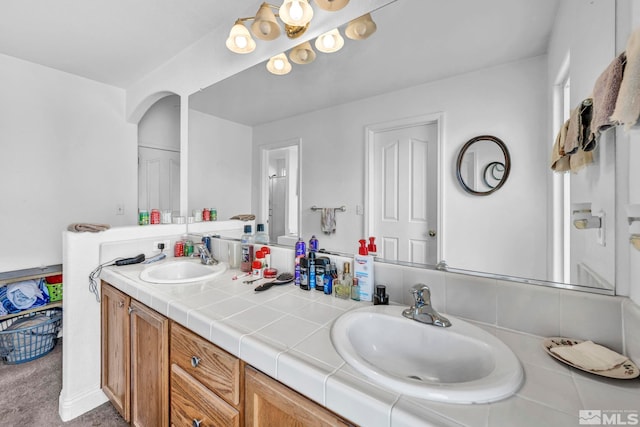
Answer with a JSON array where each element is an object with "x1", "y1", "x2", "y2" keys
[{"x1": 542, "y1": 337, "x2": 639, "y2": 379}]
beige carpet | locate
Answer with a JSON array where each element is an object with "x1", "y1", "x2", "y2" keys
[{"x1": 0, "y1": 339, "x2": 128, "y2": 426}]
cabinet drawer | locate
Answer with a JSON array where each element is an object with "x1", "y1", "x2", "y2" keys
[
  {"x1": 171, "y1": 364, "x2": 239, "y2": 427},
  {"x1": 170, "y1": 322, "x2": 241, "y2": 406}
]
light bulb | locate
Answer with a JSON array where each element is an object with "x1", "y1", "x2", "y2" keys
[
  {"x1": 274, "y1": 58, "x2": 285, "y2": 70},
  {"x1": 289, "y1": 1, "x2": 303, "y2": 21},
  {"x1": 298, "y1": 50, "x2": 308, "y2": 62},
  {"x1": 355, "y1": 23, "x2": 367, "y2": 37},
  {"x1": 322, "y1": 34, "x2": 335, "y2": 49},
  {"x1": 259, "y1": 21, "x2": 271, "y2": 36},
  {"x1": 235, "y1": 35, "x2": 248, "y2": 49}
]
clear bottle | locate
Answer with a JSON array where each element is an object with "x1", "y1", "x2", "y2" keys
[
  {"x1": 255, "y1": 223, "x2": 269, "y2": 244},
  {"x1": 240, "y1": 225, "x2": 254, "y2": 272},
  {"x1": 334, "y1": 262, "x2": 352, "y2": 299},
  {"x1": 351, "y1": 277, "x2": 361, "y2": 301}
]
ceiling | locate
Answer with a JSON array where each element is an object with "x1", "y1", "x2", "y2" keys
[
  {"x1": 189, "y1": 0, "x2": 561, "y2": 126},
  {"x1": 0, "y1": 0, "x2": 560, "y2": 122}
]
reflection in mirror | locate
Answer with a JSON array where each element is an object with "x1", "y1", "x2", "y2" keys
[
  {"x1": 188, "y1": 0, "x2": 617, "y2": 294},
  {"x1": 456, "y1": 135, "x2": 511, "y2": 196},
  {"x1": 137, "y1": 95, "x2": 180, "y2": 218}
]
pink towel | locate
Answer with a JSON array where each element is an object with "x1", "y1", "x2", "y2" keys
[
  {"x1": 591, "y1": 52, "x2": 626, "y2": 136},
  {"x1": 611, "y1": 27, "x2": 640, "y2": 129}
]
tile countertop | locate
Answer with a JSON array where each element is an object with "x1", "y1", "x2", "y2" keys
[{"x1": 100, "y1": 262, "x2": 640, "y2": 427}]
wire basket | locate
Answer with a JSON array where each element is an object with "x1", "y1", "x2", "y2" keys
[{"x1": 0, "y1": 307, "x2": 62, "y2": 364}]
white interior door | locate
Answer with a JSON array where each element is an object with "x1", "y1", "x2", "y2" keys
[
  {"x1": 372, "y1": 123, "x2": 438, "y2": 264},
  {"x1": 138, "y1": 146, "x2": 180, "y2": 212}
]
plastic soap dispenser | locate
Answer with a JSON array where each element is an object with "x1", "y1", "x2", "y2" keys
[{"x1": 353, "y1": 239, "x2": 375, "y2": 302}]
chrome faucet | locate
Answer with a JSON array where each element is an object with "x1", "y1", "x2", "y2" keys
[
  {"x1": 402, "y1": 284, "x2": 451, "y2": 327},
  {"x1": 196, "y1": 244, "x2": 218, "y2": 265}
]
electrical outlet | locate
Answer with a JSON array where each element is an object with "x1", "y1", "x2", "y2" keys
[
  {"x1": 116, "y1": 203, "x2": 125, "y2": 215},
  {"x1": 153, "y1": 240, "x2": 171, "y2": 254}
]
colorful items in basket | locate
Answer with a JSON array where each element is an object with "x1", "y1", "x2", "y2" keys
[
  {"x1": 0, "y1": 279, "x2": 50, "y2": 317},
  {"x1": 45, "y1": 275, "x2": 63, "y2": 302}
]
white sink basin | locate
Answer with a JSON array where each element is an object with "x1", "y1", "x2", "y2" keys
[
  {"x1": 139, "y1": 260, "x2": 227, "y2": 284},
  {"x1": 330, "y1": 305, "x2": 523, "y2": 404}
]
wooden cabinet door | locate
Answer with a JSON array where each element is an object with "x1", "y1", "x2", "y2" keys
[
  {"x1": 171, "y1": 364, "x2": 240, "y2": 427},
  {"x1": 101, "y1": 282, "x2": 130, "y2": 422},
  {"x1": 130, "y1": 299, "x2": 169, "y2": 427},
  {"x1": 245, "y1": 366, "x2": 351, "y2": 427}
]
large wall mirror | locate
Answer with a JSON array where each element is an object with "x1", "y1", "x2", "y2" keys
[{"x1": 186, "y1": 0, "x2": 617, "y2": 295}]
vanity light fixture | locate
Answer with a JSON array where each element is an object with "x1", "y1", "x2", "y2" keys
[
  {"x1": 345, "y1": 13, "x2": 377, "y2": 40},
  {"x1": 314, "y1": 0, "x2": 350, "y2": 11},
  {"x1": 289, "y1": 41, "x2": 316, "y2": 64},
  {"x1": 266, "y1": 53, "x2": 293, "y2": 75},
  {"x1": 226, "y1": 1, "x2": 375, "y2": 74},
  {"x1": 315, "y1": 28, "x2": 344, "y2": 53}
]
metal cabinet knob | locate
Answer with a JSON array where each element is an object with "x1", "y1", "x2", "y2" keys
[
  {"x1": 192, "y1": 419, "x2": 202, "y2": 427},
  {"x1": 127, "y1": 306, "x2": 134, "y2": 315},
  {"x1": 191, "y1": 356, "x2": 201, "y2": 368},
  {"x1": 118, "y1": 301, "x2": 124, "y2": 308}
]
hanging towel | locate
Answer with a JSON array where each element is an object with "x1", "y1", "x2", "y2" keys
[
  {"x1": 591, "y1": 52, "x2": 626, "y2": 136},
  {"x1": 321, "y1": 208, "x2": 336, "y2": 235},
  {"x1": 551, "y1": 119, "x2": 571, "y2": 172},
  {"x1": 611, "y1": 27, "x2": 640, "y2": 129},
  {"x1": 570, "y1": 146, "x2": 594, "y2": 173},
  {"x1": 67, "y1": 223, "x2": 110, "y2": 232},
  {"x1": 580, "y1": 100, "x2": 596, "y2": 152},
  {"x1": 563, "y1": 106, "x2": 582, "y2": 155}
]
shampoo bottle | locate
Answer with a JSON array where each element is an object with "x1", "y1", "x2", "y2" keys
[
  {"x1": 354, "y1": 239, "x2": 375, "y2": 301},
  {"x1": 240, "y1": 225, "x2": 254, "y2": 273}
]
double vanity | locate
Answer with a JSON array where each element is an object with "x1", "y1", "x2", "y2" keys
[{"x1": 96, "y1": 246, "x2": 640, "y2": 427}]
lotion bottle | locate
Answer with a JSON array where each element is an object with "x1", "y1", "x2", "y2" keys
[{"x1": 353, "y1": 239, "x2": 375, "y2": 301}]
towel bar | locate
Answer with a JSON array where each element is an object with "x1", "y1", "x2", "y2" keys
[{"x1": 310, "y1": 205, "x2": 346, "y2": 212}]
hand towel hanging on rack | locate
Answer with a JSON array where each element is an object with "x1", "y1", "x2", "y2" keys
[{"x1": 321, "y1": 208, "x2": 336, "y2": 235}]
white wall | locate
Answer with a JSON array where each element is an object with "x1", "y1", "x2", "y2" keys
[
  {"x1": 138, "y1": 94, "x2": 180, "y2": 151},
  {"x1": 188, "y1": 109, "x2": 252, "y2": 220},
  {"x1": 0, "y1": 53, "x2": 137, "y2": 272},
  {"x1": 252, "y1": 56, "x2": 549, "y2": 279}
]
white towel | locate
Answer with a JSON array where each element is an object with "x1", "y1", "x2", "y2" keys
[
  {"x1": 6, "y1": 280, "x2": 45, "y2": 309},
  {"x1": 550, "y1": 340, "x2": 628, "y2": 371},
  {"x1": 321, "y1": 208, "x2": 336, "y2": 235}
]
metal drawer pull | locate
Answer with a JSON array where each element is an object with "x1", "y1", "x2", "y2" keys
[
  {"x1": 192, "y1": 419, "x2": 202, "y2": 427},
  {"x1": 191, "y1": 356, "x2": 201, "y2": 368}
]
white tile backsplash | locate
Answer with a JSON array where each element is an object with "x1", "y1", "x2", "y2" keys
[
  {"x1": 496, "y1": 280, "x2": 560, "y2": 336},
  {"x1": 559, "y1": 291, "x2": 624, "y2": 352},
  {"x1": 623, "y1": 299, "x2": 640, "y2": 366},
  {"x1": 446, "y1": 273, "x2": 497, "y2": 324}
]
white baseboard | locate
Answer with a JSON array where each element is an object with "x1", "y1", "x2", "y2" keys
[{"x1": 58, "y1": 387, "x2": 109, "y2": 422}]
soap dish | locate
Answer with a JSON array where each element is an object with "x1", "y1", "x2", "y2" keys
[{"x1": 542, "y1": 337, "x2": 639, "y2": 379}]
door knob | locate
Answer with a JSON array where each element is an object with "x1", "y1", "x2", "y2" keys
[{"x1": 428, "y1": 230, "x2": 436, "y2": 237}]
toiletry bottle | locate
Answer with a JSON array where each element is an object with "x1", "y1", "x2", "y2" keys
[
  {"x1": 255, "y1": 223, "x2": 269, "y2": 244},
  {"x1": 351, "y1": 277, "x2": 361, "y2": 301},
  {"x1": 324, "y1": 262, "x2": 336, "y2": 295},
  {"x1": 342, "y1": 261, "x2": 353, "y2": 296},
  {"x1": 294, "y1": 238, "x2": 306, "y2": 286},
  {"x1": 261, "y1": 246, "x2": 271, "y2": 269},
  {"x1": 374, "y1": 285, "x2": 389, "y2": 305},
  {"x1": 354, "y1": 239, "x2": 375, "y2": 301},
  {"x1": 240, "y1": 225, "x2": 254, "y2": 272},
  {"x1": 309, "y1": 235, "x2": 319, "y2": 253},
  {"x1": 300, "y1": 257, "x2": 309, "y2": 290},
  {"x1": 308, "y1": 251, "x2": 317, "y2": 290},
  {"x1": 367, "y1": 236, "x2": 378, "y2": 257},
  {"x1": 333, "y1": 266, "x2": 351, "y2": 299}
]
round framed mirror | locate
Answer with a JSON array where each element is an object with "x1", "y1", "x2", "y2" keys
[{"x1": 456, "y1": 135, "x2": 511, "y2": 196}]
